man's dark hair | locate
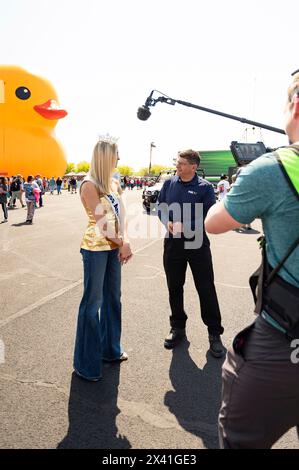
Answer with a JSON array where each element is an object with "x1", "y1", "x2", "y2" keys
[{"x1": 178, "y1": 149, "x2": 200, "y2": 167}]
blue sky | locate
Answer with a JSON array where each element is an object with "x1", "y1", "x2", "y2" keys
[{"x1": 0, "y1": 0, "x2": 297, "y2": 169}]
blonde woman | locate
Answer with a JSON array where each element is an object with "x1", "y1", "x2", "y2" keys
[{"x1": 73, "y1": 136, "x2": 132, "y2": 381}]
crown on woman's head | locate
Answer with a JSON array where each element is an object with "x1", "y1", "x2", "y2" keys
[{"x1": 98, "y1": 133, "x2": 119, "y2": 145}]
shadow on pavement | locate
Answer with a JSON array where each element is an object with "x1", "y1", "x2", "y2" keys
[
  {"x1": 11, "y1": 222, "x2": 31, "y2": 227},
  {"x1": 164, "y1": 340, "x2": 225, "y2": 449},
  {"x1": 57, "y1": 364, "x2": 131, "y2": 449}
]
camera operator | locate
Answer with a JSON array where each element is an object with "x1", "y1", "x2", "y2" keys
[{"x1": 205, "y1": 73, "x2": 299, "y2": 448}]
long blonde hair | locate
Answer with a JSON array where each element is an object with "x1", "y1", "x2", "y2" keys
[{"x1": 89, "y1": 141, "x2": 118, "y2": 194}]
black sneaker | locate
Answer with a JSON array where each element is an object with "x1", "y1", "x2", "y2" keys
[
  {"x1": 208, "y1": 334, "x2": 226, "y2": 358},
  {"x1": 164, "y1": 328, "x2": 186, "y2": 349}
]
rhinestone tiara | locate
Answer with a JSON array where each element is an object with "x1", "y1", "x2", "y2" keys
[{"x1": 98, "y1": 133, "x2": 119, "y2": 145}]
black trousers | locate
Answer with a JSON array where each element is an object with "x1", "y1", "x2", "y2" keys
[
  {"x1": 163, "y1": 238, "x2": 223, "y2": 335},
  {"x1": 1, "y1": 202, "x2": 8, "y2": 220},
  {"x1": 219, "y1": 317, "x2": 299, "y2": 448}
]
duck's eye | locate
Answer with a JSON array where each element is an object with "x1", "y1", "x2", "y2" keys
[{"x1": 15, "y1": 87, "x2": 31, "y2": 100}]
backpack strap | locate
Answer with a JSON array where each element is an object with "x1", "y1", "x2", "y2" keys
[
  {"x1": 274, "y1": 146, "x2": 299, "y2": 200},
  {"x1": 264, "y1": 235, "x2": 299, "y2": 286},
  {"x1": 249, "y1": 234, "x2": 299, "y2": 315}
]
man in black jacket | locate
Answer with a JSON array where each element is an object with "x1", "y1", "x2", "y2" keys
[{"x1": 157, "y1": 149, "x2": 224, "y2": 357}]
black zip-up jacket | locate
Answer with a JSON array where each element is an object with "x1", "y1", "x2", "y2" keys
[{"x1": 157, "y1": 174, "x2": 216, "y2": 246}]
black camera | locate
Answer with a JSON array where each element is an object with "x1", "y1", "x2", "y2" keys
[{"x1": 230, "y1": 141, "x2": 267, "y2": 167}]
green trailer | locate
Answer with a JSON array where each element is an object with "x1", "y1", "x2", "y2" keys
[{"x1": 198, "y1": 149, "x2": 237, "y2": 182}]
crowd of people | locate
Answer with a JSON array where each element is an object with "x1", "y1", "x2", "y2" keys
[
  {"x1": 121, "y1": 176, "x2": 156, "y2": 190},
  {"x1": 0, "y1": 175, "x2": 80, "y2": 224}
]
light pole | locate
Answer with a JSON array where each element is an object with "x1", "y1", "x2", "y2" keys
[{"x1": 149, "y1": 141, "x2": 156, "y2": 175}]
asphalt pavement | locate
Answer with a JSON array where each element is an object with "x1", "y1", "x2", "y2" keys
[{"x1": 0, "y1": 188, "x2": 297, "y2": 449}]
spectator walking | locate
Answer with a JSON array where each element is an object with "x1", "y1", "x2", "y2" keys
[
  {"x1": 35, "y1": 174, "x2": 44, "y2": 207},
  {"x1": 217, "y1": 174, "x2": 230, "y2": 201},
  {"x1": 56, "y1": 176, "x2": 63, "y2": 195},
  {"x1": 9, "y1": 175, "x2": 25, "y2": 208},
  {"x1": 48, "y1": 177, "x2": 56, "y2": 195},
  {"x1": 0, "y1": 177, "x2": 8, "y2": 223},
  {"x1": 70, "y1": 177, "x2": 77, "y2": 194},
  {"x1": 23, "y1": 175, "x2": 39, "y2": 224}
]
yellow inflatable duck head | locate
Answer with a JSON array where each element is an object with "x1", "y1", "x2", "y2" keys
[{"x1": 0, "y1": 66, "x2": 68, "y2": 178}]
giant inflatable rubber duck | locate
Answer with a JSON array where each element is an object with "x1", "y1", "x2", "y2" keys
[{"x1": 0, "y1": 66, "x2": 67, "y2": 177}]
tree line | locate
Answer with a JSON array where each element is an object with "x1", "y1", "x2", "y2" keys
[{"x1": 66, "y1": 162, "x2": 174, "y2": 176}]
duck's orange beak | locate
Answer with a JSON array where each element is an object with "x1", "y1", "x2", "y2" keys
[{"x1": 33, "y1": 99, "x2": 67, "y2": 120}]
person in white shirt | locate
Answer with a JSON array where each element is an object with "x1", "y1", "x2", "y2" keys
[{"x1": 217, "y1": 174, "x2": 230, "y2": 201}]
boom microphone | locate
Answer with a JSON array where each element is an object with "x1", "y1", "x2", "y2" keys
[
  {"x1": 137, "y1": 105, "x2": 151, "y2": 121},
  {"x1": 137, "y1": 90, "x2": 154, "y2": 121},
  {"x1": 136, "y1": 89, "x2": 285, "y2": 134}
]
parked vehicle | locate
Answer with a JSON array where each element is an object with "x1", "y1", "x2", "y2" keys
[{"x1": 142, "y1": 171, "x2": 174, "y2": 213}]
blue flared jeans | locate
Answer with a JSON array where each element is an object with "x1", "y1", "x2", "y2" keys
[{"x1": 73, "y1": 248, "x2": 122, "y2": 380}]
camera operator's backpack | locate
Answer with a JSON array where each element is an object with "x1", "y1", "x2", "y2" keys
[{"x1": 249, "y1": 145, "x2": 299, "y2": 338}]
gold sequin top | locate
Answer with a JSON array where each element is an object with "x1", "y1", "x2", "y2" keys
[{"x1": 80, "y1": 186, "x2": 120, "y2": 252}]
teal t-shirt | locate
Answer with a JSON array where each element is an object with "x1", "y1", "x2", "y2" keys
[{"x1": 224, "y1": 152, "x2": 299, "y2": 288}]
